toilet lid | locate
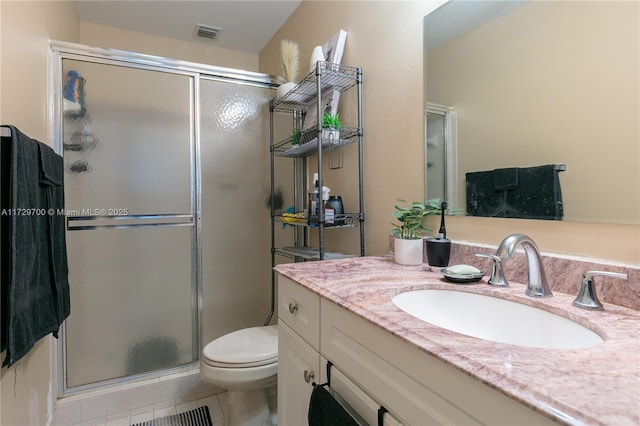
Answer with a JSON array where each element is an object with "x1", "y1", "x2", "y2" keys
[{"x1": 203, "y1": 325, "x2": 278, "y2": 367}]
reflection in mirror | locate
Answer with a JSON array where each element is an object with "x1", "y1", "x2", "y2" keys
[
  {"x1": 424, "y1": 0, "x2": 639, "y2": 224},
  {"x1": 425, "y1": 103, "x2": 457, "y2": 204}
]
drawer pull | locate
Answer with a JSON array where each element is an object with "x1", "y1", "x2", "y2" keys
[
  {"x1": 304, "y1": 370, "x2": 315, "y2": 383},
  {"x1": 288, "y1": 302, "x2": 299, "y2": 314}
]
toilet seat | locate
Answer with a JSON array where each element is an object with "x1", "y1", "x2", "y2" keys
[{"x1": 202, "y1": 325, "x2": 278, "y2": 368}]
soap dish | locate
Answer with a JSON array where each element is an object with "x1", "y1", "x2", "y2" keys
[{"x1": 441, "y1": 268, "x2": 485, "y2": 284}]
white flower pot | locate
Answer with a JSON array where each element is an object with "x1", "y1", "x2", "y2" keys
[
  {"x1": 309, "y1": 45, "x2": 324, "y2": 72},
  {"x1": 276, "y1": 81, "x2": 296, "y2": 99},
  {"x1": 394, "y1": 237, "x2": 424, "y2": 266},
  {"x1": 322, "y1": 128, "x2": 340, "y2": 144}
]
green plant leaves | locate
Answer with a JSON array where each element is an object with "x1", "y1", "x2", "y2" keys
[
  {"x1": 390, "y1": 198, "x2": 442, "y2": 239},
  {"x1": 322, "y1": 112, "x2": 341, "y2": 129}
]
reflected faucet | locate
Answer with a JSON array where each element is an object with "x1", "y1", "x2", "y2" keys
[{"x1": 495, "y1": 234, "x2": 553, "y2": 298}]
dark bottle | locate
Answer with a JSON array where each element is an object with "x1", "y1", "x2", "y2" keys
[{"x1": 324, "y1": 195, "x2": 344, "y2": 226}]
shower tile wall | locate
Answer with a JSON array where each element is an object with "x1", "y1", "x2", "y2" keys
[{"x1": 54, "y1": 369, "x2": 226, "y2": 425}]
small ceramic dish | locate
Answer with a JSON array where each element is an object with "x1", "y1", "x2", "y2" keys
[{"x1": 441, "y1": 268, "x2": 485, "y2": 284}]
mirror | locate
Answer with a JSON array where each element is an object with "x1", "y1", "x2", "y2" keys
[{"x1": 424, "y1": 0, "x2": 639, "y2": 224}]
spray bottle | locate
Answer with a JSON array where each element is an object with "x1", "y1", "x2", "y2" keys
[{"x1": 307, "y1": 173, "x2": 330, "y2": 225}]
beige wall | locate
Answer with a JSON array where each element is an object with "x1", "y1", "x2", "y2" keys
[
  {"x1": 259, "y1": 0, "x2": 639, "y2": 264},
  {"x1": 80, "y1": 21, "x2": 259, "y2": 71},
  {"x1": 260, "y1": 0, "x2": 447, "y2": 257},
  {"x1": 1, "y1": 2, "x2": 80, "y2": 424}
]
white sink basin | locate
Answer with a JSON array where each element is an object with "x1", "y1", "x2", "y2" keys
[{"x1": 392, "y1": 289, "x2": 603, "y2": 349}]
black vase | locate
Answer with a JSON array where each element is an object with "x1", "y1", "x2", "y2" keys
[{"x1": 425, "y1": 237, "x2": 451, "y2": 267}]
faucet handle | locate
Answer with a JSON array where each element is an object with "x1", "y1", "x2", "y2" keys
[
  {"x1": 573, "y1": 270, "x2": 628, "y2": 310},
  {"x1": 475, "y1": 253, "x2": 509, "y2": 287}
]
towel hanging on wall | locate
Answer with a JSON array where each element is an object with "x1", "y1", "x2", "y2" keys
[
  {"x1": 1, "y1": 125, "x2": 70, "y2": 367},
  {"x1": 466, "y1": 164, "x2": 564, "y2": 220}
]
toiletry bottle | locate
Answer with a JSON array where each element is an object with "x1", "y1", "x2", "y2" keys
[
  {"x1": 322, "y1": 187, "x2": 334, "y2": 225},
  {"x1": 308, "y1": 173, "x2": 319, "y2": 225},
  {"x1": 325, "y1": 195, "x2": 344, "y2": 226}
]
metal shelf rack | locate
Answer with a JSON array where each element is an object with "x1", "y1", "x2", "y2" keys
[{"x1": 266, "y1": 61, "x2": 364, "y2": 323}]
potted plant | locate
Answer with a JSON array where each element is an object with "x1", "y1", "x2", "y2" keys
[
  {"x1": 390, "y1": 198, "x2": 443, "y2": 265},
  {"x1": 322, "y1": 112, "x2": 341, "y2": 144},
  {"x1": 289, "y1": 128, "x2": 302, "y2": 146}
]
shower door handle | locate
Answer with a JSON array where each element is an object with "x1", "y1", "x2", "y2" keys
[{"x1": 66, "y1": 213, "x2": 195, "y2": 231}]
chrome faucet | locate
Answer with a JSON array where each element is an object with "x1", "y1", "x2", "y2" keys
[{"x1": 495, "y1": 234, "x2": 553, "y2": 298}]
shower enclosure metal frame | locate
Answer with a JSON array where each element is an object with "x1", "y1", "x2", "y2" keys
[
  {"x1": 49, "y1": 41, "x2": 278, "y2": 396},
  {"x1": 424, "y1": 102, "x2": 458, "y2": 208}
]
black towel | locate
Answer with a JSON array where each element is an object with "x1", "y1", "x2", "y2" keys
[
  {"x1": 1, "y1": 125, "x2": 70, "y2": 367},
  {"x1": 466, "y1": 164, "x2": 563, "y2": 220},
  {"x1": 308, "y1": 385, "x2": 360, "y2": 426},
  {"x1": 492, "y1": 167, "x2": 518, "y2": 191}
]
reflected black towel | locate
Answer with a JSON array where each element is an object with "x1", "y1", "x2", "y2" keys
[
  {"x1": 1, "y1": 125, "x2": 70, "y2": 367},
  {"x1": 466, "y1": 164, "x2": 563, "y2": 220},
  {"x1": 308, "y1": 385, "x2": 360, "y2": 426},
  {"x1": 492, "y1": 167, "x2": 518, "y2": 191}
]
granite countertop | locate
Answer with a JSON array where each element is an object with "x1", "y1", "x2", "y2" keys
[{"x1": 274, "y1": 256, "x2": 640, "y2": 426}]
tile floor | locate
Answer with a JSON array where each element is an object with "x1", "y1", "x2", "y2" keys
[{"x1": 54, "y1": 368, "x2": 227, "y2": 426}]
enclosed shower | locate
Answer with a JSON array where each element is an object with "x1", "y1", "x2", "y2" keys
[
  {"x1": 52, "y1": 42, "x2": 275, "y2": 393},
  {"x1": 425, "y1": 103, "x2": 457, "y2": 207}
]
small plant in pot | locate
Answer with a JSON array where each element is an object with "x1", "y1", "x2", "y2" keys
[
  {"x1": 390, "y1": 198, "x2": 443, "y2": 265},
  {"x1": 322, "y1": 112, "x2": 341, "y2": 144},
  {"x1": 289, "y1": 128, "x2": 302, "y2": 146}
]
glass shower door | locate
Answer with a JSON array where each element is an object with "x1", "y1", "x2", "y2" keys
[{"x1": 61, "y1": 58, "x2": 198, "y2": 388}]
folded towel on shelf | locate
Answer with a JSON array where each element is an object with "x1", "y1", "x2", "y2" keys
[
  {"x1": 1, "y1": 125, "x2": 70, "y2": 367},
  {"x1": 466, "y1": 164, "x2": 563, "y2": 220}
]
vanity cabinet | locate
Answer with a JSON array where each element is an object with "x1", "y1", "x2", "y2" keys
[
  {"x1": 269, "y1": 61, "x2": 364, "y2": 263},
  {"x1": 277, "y1": 276, "x2": 320, "y2": 426},
  {"x1": 278, "y1": 322, "x2": 320, "y2": 426},
  {"x1": 277, "y1": 273, "x2": 555, "y2": 425},
  {"x1": 278, "y1": 274, "x2": 402, "y2": 425}
]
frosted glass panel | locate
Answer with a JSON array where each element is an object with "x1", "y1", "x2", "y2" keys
[
  {"x1": 65, "y1": 226, "x2": 194, "y2": 387},
  {"x1": 200, "y1": 79, "x2": 273, "y2": 345},
  {"x1": 62, "y1": 59, "x2": 192, "y2": 215},
  {"x1": 61, "y1": 58, "x2": 196, "y2": 389}
]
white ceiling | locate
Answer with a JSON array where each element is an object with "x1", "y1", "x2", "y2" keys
[{"x1": 74, "y1": 1, "x2": 302, "y2": 54}]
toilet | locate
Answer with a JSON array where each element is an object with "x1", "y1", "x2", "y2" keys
[{"x1": 200, "y1": 325, "x2": 278, "y2": 426}]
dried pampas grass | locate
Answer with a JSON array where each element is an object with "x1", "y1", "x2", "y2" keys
[{"x1": 280, "y1": 39, "x2": 300, "y2": 82}]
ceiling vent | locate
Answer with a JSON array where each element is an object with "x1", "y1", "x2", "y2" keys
[{"x1": 194, "y1": 24, "x2": 222, "y2": 41}]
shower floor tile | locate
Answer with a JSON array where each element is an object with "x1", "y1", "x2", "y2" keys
[
  {"x1": 57, "y1": 399, "x2": 224, "y2": 426},
  {"x1": 54, "y1": 369, "x2": 226, "y2": 426}
]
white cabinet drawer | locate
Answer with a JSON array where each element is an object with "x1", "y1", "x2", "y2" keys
[
  {"x1": 321, "y1": 298, "x2": 479, "y2": 425},
  {"x1": 319, "y1": 357, "x2": 403, "y2": 426},
  {"x1": 321, "y1": 298, "x2": 554, "y2": 426},
  {"x1": 277, "y1": 274, "x2": 320, "y2": 350}
]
